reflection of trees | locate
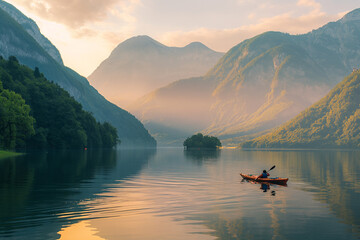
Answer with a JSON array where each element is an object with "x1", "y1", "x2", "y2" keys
[
  {"x1": 0, "y1": 148, "x2": 156, "y2": 238},
  {"x1": 187, "y1": 214, "x2": 271, "y2": 240},
  {"x1": 184, "y1": 149, "x2": 221, "y2": 164}
]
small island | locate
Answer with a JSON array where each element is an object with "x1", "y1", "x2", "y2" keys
[{"x1": 183, "y1": 133, "x2": 222, "y2": 149}]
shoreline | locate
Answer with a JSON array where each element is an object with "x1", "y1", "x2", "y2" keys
[{"x1": 0, "y1": 150, "x2": 23, "y2": 160}]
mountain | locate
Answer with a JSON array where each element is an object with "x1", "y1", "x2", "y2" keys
[
  {"x1": 0, "y1": 2, "x2": 156, "y2": 147},
  {"x1": 240, "y1": 70, "x2": 360, "y2": 149},
  {"x1": 0, "y1": 0, "x2": 63, "y2": 65},
  {"x1": 130, "y1": 9, "x2": 360, "y2": 146},
  {"x1": 88, "y1": 35, "x2": 223, "y2": 107}
]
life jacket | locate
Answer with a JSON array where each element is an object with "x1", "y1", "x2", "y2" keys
[{"x1": 261, "y1": 172, "x2": 268, "y2": 178}]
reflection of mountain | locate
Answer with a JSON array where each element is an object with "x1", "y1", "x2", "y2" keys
[
  {"x1": 0, "y1": 1, "x2": 155, "y2": 146},
  {"x1": 88, "y1": 36, "x2": 223, "y2": 107},
  {"x1": 241, "y1": 71, "x2": 360, "y2": 148},
  {"x1": 186, "y1": 150, "x2": 360, "y2": 239},
  {"x1": 272, "y1": 150, "x2": 360, "y2": 232},
  {"x1": 0, "y1": 149, "x2": 156, "y2": 239},
  {"x1": 131, "y1": 9, "x2": 360, "y2": 146}
]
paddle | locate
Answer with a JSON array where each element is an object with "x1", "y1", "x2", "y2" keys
[
  {"x1": 256, "y1": 165, "x2": 275, "y2": 180},
  {"x1": 268, "y1": 165, "x2": 276, "y2": 172}
]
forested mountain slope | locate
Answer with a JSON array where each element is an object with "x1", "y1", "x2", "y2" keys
[{"x1": 241, "y1": 70, "x2": 360, "y2": 149}]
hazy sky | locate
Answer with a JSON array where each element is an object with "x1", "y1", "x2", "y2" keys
[{"x1": 6, "y1": 0, "x2": 360, "y2": 76}]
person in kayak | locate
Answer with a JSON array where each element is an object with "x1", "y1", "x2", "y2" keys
[{"x1": 258, "y1": 170, "x2": 269, "y2": 179}]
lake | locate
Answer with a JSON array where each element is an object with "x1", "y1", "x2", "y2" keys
[{"x1": 0, "y1": 148, "x2": 359, "y2": 240}]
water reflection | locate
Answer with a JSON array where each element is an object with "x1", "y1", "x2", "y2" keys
[
  {"x1": 184, "y1": 149, "x2": 221, "y2": 165},
  {"x1": 203, "y1": 150, "x2": 360, "y2": 239},
  {"x1": 238, "y1": 150, "x2": 360, "y2": 231},
  {"x1": 0, "y1": 148, "x2": 156, "y2": 239},
  {"x1": 240, "y1": 179, "x2": 280, "y2": 195},
  {"x1": 58, "y1": 221, "x2": 105, "y2": 240},
  {"x1": 0, "y1": 149, "x2": 359, "y2": 240}
]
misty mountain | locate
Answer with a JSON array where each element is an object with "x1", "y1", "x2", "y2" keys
[
  {"x1": 130, "y1": 8, "x2": 360, "y2": 145},
  {"x1": 0, "y1": 0, "x2": 63, "y2": 65},
  {"x1": 0, "y1": 2, "x2": 156, "y2": 147},
  {"x1": 88, "y1": 35, "x2": 223, "y2": 107},
  {"x1": 240, "y1": 70, "x2": 360, "y2": 149}
]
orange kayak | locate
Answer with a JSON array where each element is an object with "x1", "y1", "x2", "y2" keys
[{"x1": 240, "y1": 173, "x2": 288, "y2": 185}]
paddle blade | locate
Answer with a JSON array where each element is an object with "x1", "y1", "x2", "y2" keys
[{"x1": 269, "y1": 165, "x2": 276, "y2": 171}]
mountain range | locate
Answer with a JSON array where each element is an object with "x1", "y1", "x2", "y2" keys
[
  {"x1": 129, "y1": 8, "x2": 360, "y2": 146},
  {"x1": 0, "y1": 0, "x2": 156, "y2": 147},
  {"x1": 240, "y1": 70, "x2": 360, "y2": 149},
  {"x1": 88, "y1": 36, "x2": 223, "y2": 107}
]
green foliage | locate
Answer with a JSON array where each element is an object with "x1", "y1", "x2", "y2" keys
[
  {"x1": 100, "y1": 122, "x2": 120, "y2": 148},
  {"x1": 184, "y1": 133, "x2": 222, "y2": 149},
  {"x1": 0, "y1": 87, "x2": 34, "y2": 149},
  {"x1": 0, "y1": 57, "x2": 119, "y2": 149},
  {"x1": 0, "y1": 150, "x2": 22, "y2": 159},
  {"x1": 241, "y1": 71, "x2": 360, "y2": 149}
]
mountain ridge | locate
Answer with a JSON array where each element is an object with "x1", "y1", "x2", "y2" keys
[
  {"x1": 131, "y1": 8, "x2": 360, "y2": 146},
  {"x1": 88, "y1": 35, "x2": 224, "y2": 107}
]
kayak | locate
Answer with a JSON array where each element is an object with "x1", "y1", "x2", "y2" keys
[{"x1": 240, "y1": 173, "x2": 288, "y2": 185}]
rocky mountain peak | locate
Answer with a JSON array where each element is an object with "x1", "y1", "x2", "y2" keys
[
  {"x1": 184, "y1": 42, "x2": 211, "y2": 51},
  {"x1": 340, "y1": 8, "x2": 360, "y2": 23},
  {"x1": 114, "y1": 35, "x2": 166, "y2": 51}
]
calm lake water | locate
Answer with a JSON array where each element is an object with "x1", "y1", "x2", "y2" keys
[{"x1": 0, "y1": 148, "x2": 359, "y2": 240}]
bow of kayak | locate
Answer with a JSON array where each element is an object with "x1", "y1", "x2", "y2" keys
[{"x1": 240, "y1": 173, "x2": 288, "y2": 185}]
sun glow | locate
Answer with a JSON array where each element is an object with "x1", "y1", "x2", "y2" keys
[{"x1": 57, "y1": 221, "x2": 105, "y2": 240}]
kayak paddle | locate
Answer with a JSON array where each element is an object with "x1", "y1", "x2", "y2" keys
[{"x1": 268, "y1": 165, "x2": 276, "y2": 172}]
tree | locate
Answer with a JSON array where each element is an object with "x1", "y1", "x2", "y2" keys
[
  {"x1": 100, "y1": 122, "x2": 119, "y2": 147},
  {"x1": 0, "y1": 88, "x2": 34, "y2": 149},
  {"x1": 34, "y1": 67, "x2": 41, "y2": 78},
  {"x1": 184, "y1": 133, "x2": 221, "y2": 149}
]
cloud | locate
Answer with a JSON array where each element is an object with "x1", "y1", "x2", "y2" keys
[
  {"x1": 8, "y1": 0, "x2": 143, "y2": 43},
  {"x1": 297, "y1": 0, "x2": 321, "y2": 11},
  {"x1": 160, "y1": 2, "x2": 338, "y2": 52},
  {"x1": 12, "y1": 0, "x2": 119, "y2": 27},
  {"x1": 72, "y1": 27, "x2": 97, "y2": 38},
  {"x1": 102, "y1": 31, "x2": 127, "y2": 46}
]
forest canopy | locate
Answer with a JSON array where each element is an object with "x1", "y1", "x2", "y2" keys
[
  {"x1": 183, "y1": 133, "x2": 222, "y2": 149},
  {"x1": 0, "y1": 56, "x2": 119, "y2": 149}
]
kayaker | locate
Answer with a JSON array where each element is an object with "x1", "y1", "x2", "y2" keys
[{"x1": 258, "y1": 170, "x2": 269, "y2": 179}]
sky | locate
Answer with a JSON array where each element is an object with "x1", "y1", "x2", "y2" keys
[{"x1": 6, "y1": 0, "x2": 360, "y2": 77}]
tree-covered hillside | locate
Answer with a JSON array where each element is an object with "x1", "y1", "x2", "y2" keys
[
  {"x1": 0, "y1": 56, "x2": 118, "y2": 149},
  {"x1": 241, "y1": 70, "x2": 360, "y2": 149},
  {"x1": 0, "y1": 4, "x2": 156, "y2": 147}
]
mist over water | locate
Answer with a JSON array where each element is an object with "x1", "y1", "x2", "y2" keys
[{"x1": 0, "y1": 149, "x2": 359, "y2": 239}]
